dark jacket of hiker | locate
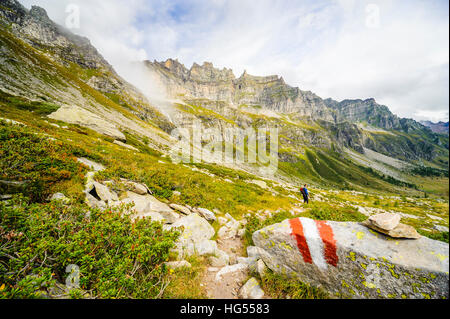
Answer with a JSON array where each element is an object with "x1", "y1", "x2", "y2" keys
[{"x1": 300, "y1": 187, "x2": 309, "y2": 204}]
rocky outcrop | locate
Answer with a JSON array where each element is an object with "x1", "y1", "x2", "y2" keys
[
  {"x1": 144, "y1": 59, "x2": 334, "y2": 120},
  {"x1": 253, "y1": 217, "x2": 449, "y2": 299},
  {"x1": 48, "y1": 105, "x2": 126, "y2": 141}
]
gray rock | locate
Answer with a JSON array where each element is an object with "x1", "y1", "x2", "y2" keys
[
  {"x1": 209, "y1": 249, "x2": 230, "y2": 267},
  {"x1": 113, "y1": 140, "x2": 139, "y2": 152},
  {"x1": 49, "y1": 105, "x2": 126, "y2": 141},
  {"x1": 85, "y1": 193, "x2": 106, "y2": 210},
  {"x1": 247, "y1": 246, "x2": 264, "y2": 259},
  {"x1": 218, "y1": 217, "x2": 228, "y2": 225},
  {"x1": 362, "y1": 220, "x2": 421, "y2": 239},
  {"x1": 253, "y1": 217, "x2": 449, "y2": 299},
  {"x1": 91, "y1": 182, "x2": 118, "y2": 203},
  {"x1": 434, "y1": 225, "x2": 449, "y2": 233},
  {"x1": 215, "y1": 263, "x2": 249, "y2": 281},
  {"x1": 170, "y1": 204, "x2": 192, "y2": 215},
  {"x1": 369, "y1": 213, "x2": 401, "y2": 231},
  {"x1": 168, "y1": 214, "x2": 216, "y2": 258},
  {"x1": 256, "y1": 259, "x2": 269, "y2": 278},
  {"x1": 197, "y1": 208, "x2": 217, "y2": 222},
  {"x1": 237, "y1": 228, "x2": 246, "y2": 238},
  {"x1": 48, "y1": 193, "x2": 70, "y2": 204},
  {"x1": 76, "y1": 158, "x2": 105, "y2": 172},
  {"x1": 239, "y1": 278, "x2": 265, "y2": 299},
  {"x1": 121, "y1": 180, "x2": 149, "y2": 195}
]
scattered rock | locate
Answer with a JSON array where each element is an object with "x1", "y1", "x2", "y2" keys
[
  {"x1": 170, "y1": 204, "x2": 191, "y2": 215},
  {"x1": 434, "y1": 225, "x2": 449, "y2": 233},
  {"x1": 239, "y1": 278, "x2": 265, "y2": 299},
  {"x1": 215, "y1": 263, "x2": 248, "y2": 281},
  {"x1": 77, "y1": 157, "x2": 105, "y2": 172},
  {"x1": 196, "y1": 208, "x2": 217, "y2": 222},
  {"x1": 237, "y1": 229, "x2": 246, "y2": 238},
  {"x1": 113, "y1": 140, "x2": 139, "y2": 152},
  {"x1": 90, "y1": 182, "x2": 118, "y2": 203},
  {"x1": 218, "y1": 217, "x2": 228, "y2": 225},
  {"x1": 362, "y1": 220, "x2": 421, "y2": 239},
  {"x1": 120, "y1": 179, "x2": 149, "y2": 195},
  {"x1": 368, "y1": 213, "x2": 401, "y2": 231},
  {"x1": 48, "y1": 105, "x2": 126, "y2": 141},
  {"x1": 256, "y1": 259, "x2": 269, "y2": 278},
  {"x1": 427, "y1": 214, "x2": 445, "y2": 221},
  {"x1": 249, "y1": 180, "x2": 268, "y2": 189},
  {"x1": 48, "y1": 193, "x2": 70, "y2": 204}
]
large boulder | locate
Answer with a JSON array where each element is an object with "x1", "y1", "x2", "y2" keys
[
  {"x1": 114, "y1": 191, "x2": 179, "y2": 223},
  {"x1": 253, "y1": 217, "x2": 449, "y2": 299},
  {"x1": 49, "y1": 105, "x2": 126, "y2": 141},
  {"x1": 90, "y1": 182, "x2": 119, "y2": 203},
  {"x1": 167, "y1": 213, "x2": 216, "y2": 258},
  {"x1": 369, "y1": 213, "x2": 401, "y2": 231}
]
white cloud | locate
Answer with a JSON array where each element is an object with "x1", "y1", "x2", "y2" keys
[{"x1": 20, "y1": 0, "x2": 449, "y2": 122}]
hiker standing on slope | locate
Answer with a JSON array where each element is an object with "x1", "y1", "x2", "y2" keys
[{"x1": 300, "y1": 184, "x2": 310, "y2": 204}]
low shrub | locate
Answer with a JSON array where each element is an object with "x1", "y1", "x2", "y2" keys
[{"x1": 0, "y1": 197, "x2": 180, "y2": 299}]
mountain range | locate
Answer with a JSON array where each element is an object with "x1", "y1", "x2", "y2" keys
[{"x1": 0, "y1": 0, "x2": 448, "y2": 193}]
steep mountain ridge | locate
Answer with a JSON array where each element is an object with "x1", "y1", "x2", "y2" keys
[
  {"x1": 0, "y1": 0, "x2": 174, "y2": 137},
  {"x1": 144, "y1": 58, "x2": 448, "y2": 165}
]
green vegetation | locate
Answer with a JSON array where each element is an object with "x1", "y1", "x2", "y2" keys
[
  {"x1": 358, "y1": 165, "x2": 417, "y2": 189},
  {"x1": 303, "y1": 201, "x2": 367, "y2": 222},
  {"x1": 0, "y1": 197, "x2": 179, "y2": 299},
  {"x1": 417, "y1": 229, "x2": 449, "y2": 244},
  {"x1": 0, "y1": 91, "x2": 60, "y2": 116},
  {"x1": 0, "y1": 121, "x2": 88, "y2": 202},
  {"x1": 163, "y1": 256, "x2": 207, "y2": 299},
  {"x1": 410, "y1": 165, "x2": 449, "y2": 178},
  {"x1": 258, "y1": 270, "x2": 328, "y2": 299}
]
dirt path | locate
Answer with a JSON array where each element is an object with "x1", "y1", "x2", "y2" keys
[{"x1": 202, "y1": 236, "x2": 249, "y2": 299}]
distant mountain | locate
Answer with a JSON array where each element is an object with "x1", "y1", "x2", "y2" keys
[
  {"x1": 143, "y1": 58, "x2": 447, "y2": 163},
  {"x1": 420, "y1": 121, "x2": 449, "y2": 135}
]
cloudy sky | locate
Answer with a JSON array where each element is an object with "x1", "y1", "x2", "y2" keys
[{"x1": 21, "y1": 0, "x2": 449, "y2": 122}]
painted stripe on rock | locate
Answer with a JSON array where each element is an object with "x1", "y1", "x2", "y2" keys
[
  {"x1": 315, "y1": 220, "x2": 339, "y2": 267},
  {"x1": 289, "y1": 218, "x2": 312, "y2": 264},
  {"x1": 300, "y1": 218, "x2": 328, "y2": 270}
]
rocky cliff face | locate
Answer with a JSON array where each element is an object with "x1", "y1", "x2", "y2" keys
[
  {"x1": 143, "y1": 58, "x2": 447, "y2": 163},
  {"x1": 420, "y1": 121, "x2": 449, "y2": 135},
  {"x1": 145, "y1": 59, "x2": 335, "y2": 120}
]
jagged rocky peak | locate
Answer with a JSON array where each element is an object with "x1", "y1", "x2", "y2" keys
[
  {"x1": 1, "y1": 1, "x2": 111, "y2": 71},
  {"x1": 28, "y1": 5, "x2": 50, "y2": 23},
  {"x1": 238, "y1": 70, "x2": 282, "y2": 85},
  {"x1": 189, "y1": 61, "x2": 235, "y2": 83}
]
